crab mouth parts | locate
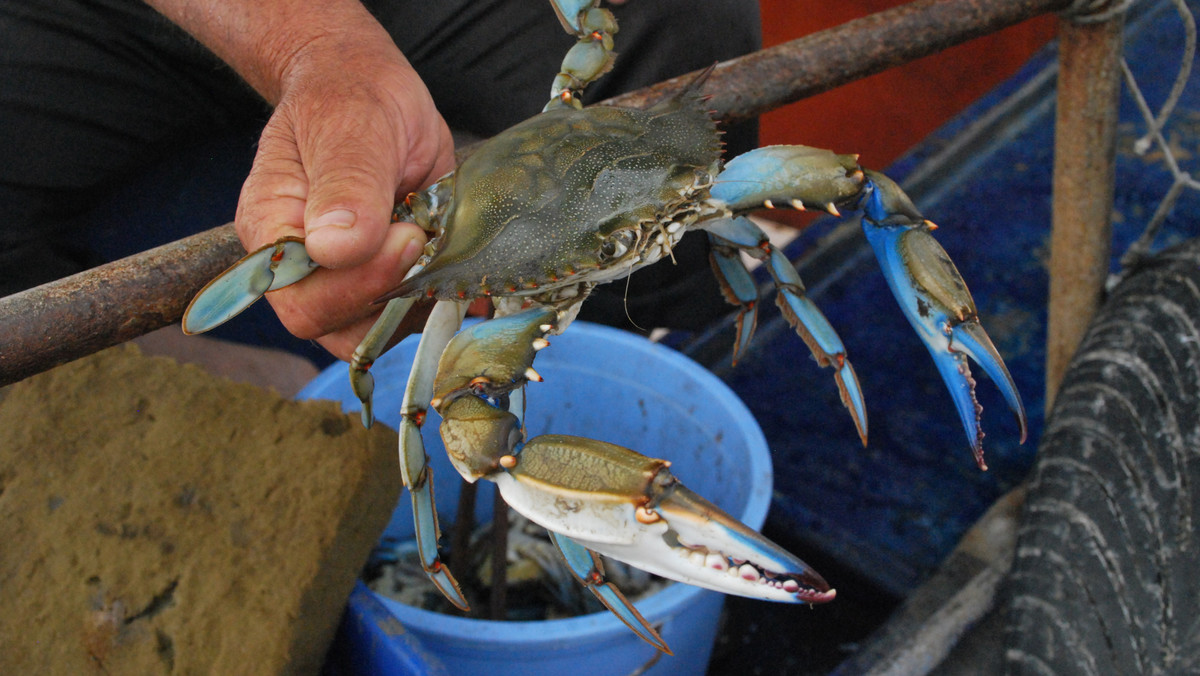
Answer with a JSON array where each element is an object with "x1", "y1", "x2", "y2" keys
[{"x1": 672, "y1": 534, "x2": 835, "y2": 603}]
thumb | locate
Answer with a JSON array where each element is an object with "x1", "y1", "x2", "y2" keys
[{"x1": 296, "y1": 100, "x2": 402, "y2": 270}]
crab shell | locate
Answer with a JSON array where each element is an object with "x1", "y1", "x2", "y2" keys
[{"x1": 385, "y1": 89, "x2": 724, "y2": 302}]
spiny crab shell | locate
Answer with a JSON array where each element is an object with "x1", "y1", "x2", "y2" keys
[{"x1": 384, "y1": 89, "x2": 722, "y2": 303}]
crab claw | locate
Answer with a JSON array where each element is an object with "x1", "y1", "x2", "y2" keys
[
  {"x1": 494, "y1": 434, "x2": 835, "y2": 605},
  {"x1": 859, "y1": 171, "x2": 1027, "y2": 469},
  {"x1": 182, "y1": 237, "x2": 317, "y2": 334},
  {"x1": 429, "y1": 308, "x2": 832, "y2": 649}
]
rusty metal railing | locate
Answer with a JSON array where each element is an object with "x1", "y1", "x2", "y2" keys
[{"x1": 0, "y1": 0, "x2": 1080, "y2": 387}]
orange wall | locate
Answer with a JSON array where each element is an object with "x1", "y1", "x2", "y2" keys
[{"x1": 759, "y1": 0, "x2": 1057, "y2": 168}]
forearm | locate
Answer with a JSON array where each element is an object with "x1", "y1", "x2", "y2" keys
[{"x1": 142, "y1": 0, "x2": 400, "y2": 105}]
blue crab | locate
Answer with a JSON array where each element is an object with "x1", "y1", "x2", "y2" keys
[{"x1": 183, "y1": 0, "x2": 1026, "y2": 654}]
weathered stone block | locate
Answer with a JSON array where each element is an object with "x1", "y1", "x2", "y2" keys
[{"x1": 0, "y1": 345, "x2": 399, "y2": 673}]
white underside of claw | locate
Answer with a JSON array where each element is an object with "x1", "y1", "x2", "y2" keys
[
  {"x1": 492, "y1": 473, "x2": 833, "y2": 603},
  {"x1": 493, "y1": 472, "x2": 655, "y2": 546},
  {"x1": 586, "y1": 529, "x2": 817, "y2": 603}
]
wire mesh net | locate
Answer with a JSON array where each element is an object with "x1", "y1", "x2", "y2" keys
[{"x1": 1112, "y1": 0, "x2": 1200, "y2": 280}]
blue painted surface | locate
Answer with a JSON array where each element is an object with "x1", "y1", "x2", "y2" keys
[{"x1": 676, "y1": 0, "x2": 1200, "y2": 595}]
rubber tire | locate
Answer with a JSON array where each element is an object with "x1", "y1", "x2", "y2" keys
[{"x1": 1003, "y1": 237, "x2": 1200, "y2": 674}]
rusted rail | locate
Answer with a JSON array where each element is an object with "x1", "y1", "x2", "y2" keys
[
  {"x1": 605, "y1": 0, "x2": 1072, "y2": 120},
  {"x1": 0, "y1": 0, "x2": 1072, "y2": 387},
  {"x1": 0, "y1": 226, "x2": 244, "y2": 387}
]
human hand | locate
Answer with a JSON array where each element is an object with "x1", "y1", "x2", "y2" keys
[
  {"x1": 236, "y1": 29, "x2": 454, "y2": 360},
  {"x1": 146, "y1": 0, "x2": 455, "y2": 361}
]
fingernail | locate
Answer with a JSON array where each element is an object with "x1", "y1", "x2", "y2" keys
[
  {"x1": 309, "y1": 208, "x2": 357, "y2": 232},
  {"x1": 399, "y1": 235, "x2": 423, "y2": 265}
]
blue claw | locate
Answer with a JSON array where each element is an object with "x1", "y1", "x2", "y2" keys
[
  {"x1": 550, "y1": 532, "x2": 671, "y2": 655},
  {"x1": 495, "y1": 435, "x2": 834, "y2": 610},
  {"x1": 860, "y1": 171, "x2": 1026, "y2": 468},
  {"x1": 182, "y1": 237, "x2": 317, "y2": 334},
  {"x1": 952, "y1": 321, "x2": 1028, "y2": 446}
]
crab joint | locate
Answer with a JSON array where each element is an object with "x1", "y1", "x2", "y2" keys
[{"x1": 635, "y1": 506, "x2": 662, "y2": 524}]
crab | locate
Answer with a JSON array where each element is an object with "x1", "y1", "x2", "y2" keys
[{"x1": 182, "y1": 0, "x2": 1027, "y2": 655}]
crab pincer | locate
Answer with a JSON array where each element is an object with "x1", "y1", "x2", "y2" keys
[{"x1": 859, "y1": 171, "x2": 1027, "y2": 469}]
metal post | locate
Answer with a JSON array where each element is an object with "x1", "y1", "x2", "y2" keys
[{"x1": 1045, "y1": 5, "x2": 1126, "y2": 406}]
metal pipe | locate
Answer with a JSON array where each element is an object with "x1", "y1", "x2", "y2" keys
[
  {"x1": 1045, "y1": 8, "x2": 1126, "y2": 407},
  {"x1": 602, "y1": 0, "x2": 1073, "y2": 120},
  {"x1": 0, "y1": 226, "x2": 243, "y2": 386},
  {"x1": 0, "y1": 0, "x2": 1070, "y2": 387}
]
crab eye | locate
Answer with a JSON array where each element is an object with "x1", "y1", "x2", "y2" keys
[{"x1": 599, "y1": 230, "x2": 637, "y2": 262}]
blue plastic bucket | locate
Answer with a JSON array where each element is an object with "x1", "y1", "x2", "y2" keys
[{"x1": 301, "y1": 320, "x2": 772, "y2": 676}]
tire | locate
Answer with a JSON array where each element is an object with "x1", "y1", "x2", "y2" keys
[{"x1": 1003, "y1": 237, "x2": 1200, "y2": 675}]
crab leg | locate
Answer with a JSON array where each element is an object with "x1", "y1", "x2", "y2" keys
[
  {"x1": 347, "y1": 256, "x2": 433, "y2": 427},
  {"x1": 430, "y1": 308, "x2": 835, "y2": 652},
  {"x1": 344, "y1": 296, "x2": 418, "y2": 428},
  {"x1": 182, "y1": 236, "x2": 318, "y2": 334},
  {"x1": 398, "y1": 300, "x2": 470, "y2": 610},
  {"x1": 545, "y1": 0, "x2": 617, "y2": 110},
  {"x1": 185, "y1": 168, "x2": 452, "y2": 338},
  {"x1": 704, "y1": 217, "x2": 867, "y2": 444},
  {"x1": 549, "y1": 532, "x2": 670, "y2": 654},
  {"x1": 706, "y1": 232, "x2": 761, "y2": 364},
  {"x1": 858, "y1": 171, "x2": 1027, "y2": 468}
]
